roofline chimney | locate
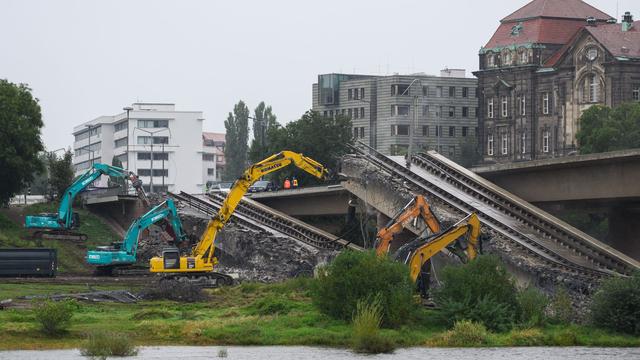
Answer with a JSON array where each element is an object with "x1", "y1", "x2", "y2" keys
[{"x1": 622, "y1": 11, "x2": 634, "y2": 32}]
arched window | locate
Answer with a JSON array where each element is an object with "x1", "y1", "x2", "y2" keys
[
  {"x1": 503, "y1": 50, "x2": 512, "y2": 66},
  {"x1": 487, "y1": 53, "x2": 495, "y2": 68},
  {"x1": 519, "y1": 48, "x2": 528, "y2": 64},
  {"x1": 581, "y1": 73, "x2": 602, "y2": 103}
]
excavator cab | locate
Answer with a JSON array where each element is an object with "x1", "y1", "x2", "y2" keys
[{"x1": 161, "y1": 247, "x2": 181, "y2": 270}]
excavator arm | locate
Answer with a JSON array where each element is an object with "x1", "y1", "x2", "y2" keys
[
  {"x1": 149, "y1": 151, "x2": 328, "y2": 279},
  {"x1": 395, "y1": 213, "x2": 480, "y2": 282},
  {"x1": 375, "y1": 195, "x2": 441, "y2": 256}
]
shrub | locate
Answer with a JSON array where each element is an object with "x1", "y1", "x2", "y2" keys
[
  {"x1": 351, "y1": 296, "x2": 394, "y2": 354},
  {"x1": 131, "y1": 309, "x2": 173, "y2": 321},
  {"x1": 311, "y1": 250, "x2": 415, "y2": 327},
  {"x1": 427, "y1": 320, "x2": 489, "y2": 347},
  {"x1": 32, "y1": 299, "x2": 76, "y2": 336},
  {"x1": 507, "y1": 328, "x2": 545, "y2": 346},
  {"x1": 249, "y1": 295, "x2": 293, "y2": 316},
  {"x1": 548, "y1": 287, "x2": 574, "y2": 325},
  {"x1": 80, "y1": 331, "x2": 138, "y2": 358},
  {"x1": 590, "y1": 272, "x2": 640, "y2": 335},
  {"x1": 548, "y1": 328, "x2": 578, "y2": 346},
  {"x1": 517, "y1": 287, "x2": 549, "y2": 327},
  {"x1": 432, "y1": 255, "x2": 519, "y2": 332},
  {"x1": 140, "y1": 281, "x2": 209, "y2": 302}
]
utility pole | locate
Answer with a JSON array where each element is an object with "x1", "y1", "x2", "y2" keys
[
  {"x1": 162, "y1": 143, "x2": 165, "y2": 191},
  {"x1": 400, "y1": 79, "x2": 422, "y2": 167},
  {"x1": 123, "y1": 106, "x2": 133, "y2": 194},
  {"x1": 135, "y1": 127, "x2": 169, "y2": 194}
]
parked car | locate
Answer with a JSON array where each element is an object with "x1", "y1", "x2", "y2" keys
[
  {"x1": 248, "y1": 181, "x2": 277, "y2": 193},
  {"x1": 209, "y1": 182, "x2": 233, "y2": 193}
]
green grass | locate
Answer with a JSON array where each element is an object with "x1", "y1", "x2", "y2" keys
[
  {"x1": 0, "y1": 202, "x2": 120, "y2": 274},
  {"x1": 0, "y1": 280, "x2": 638, "y2": 350}
]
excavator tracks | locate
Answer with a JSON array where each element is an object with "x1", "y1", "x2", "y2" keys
[
  {"x1": 170, "y1": 191, "x2": 361, "y2": 251},
  {"x1": 349, "y1": 142, "x2": 639, "y2": 279}
]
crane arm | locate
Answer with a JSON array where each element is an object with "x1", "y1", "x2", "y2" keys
[
  {"x1": 375, "y1": 195, "x2": 441, "y2": 256},
  {"x1": 395, "y1": 213, "x2": 480, "y2": 282},
  {"x1": 121, "y1": 198, "x2": 186, "y2": 256},
  {"x1": 192, "y1": 151, "x2": 328, "y2": 264}
]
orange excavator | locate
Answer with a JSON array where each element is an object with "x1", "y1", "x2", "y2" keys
[{"x1": 375, "y1": 195, "x2": 441, "y2": 256}]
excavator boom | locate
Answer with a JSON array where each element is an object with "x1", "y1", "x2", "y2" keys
[{"x1": 149, "y1": 151, "x2": 327, "y2": 286}]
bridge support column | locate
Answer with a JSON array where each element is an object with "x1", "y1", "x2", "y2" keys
[{"x1": 607, "y1": 205, "x2": 640, "y2": 261}]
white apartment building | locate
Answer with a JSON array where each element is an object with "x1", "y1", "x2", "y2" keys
[
  {"x1": 72, "y1": 103, "x2": 207, "y2": 194},
  {"x1": 202, "y1": 132, "x2": 225, "y2": 185}
]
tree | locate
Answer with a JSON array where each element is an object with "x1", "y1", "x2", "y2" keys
[
  {"x1": 248, "y1": 102, "x2": 279, "y2": 163},
  {"x1": 223, "y1": 101, "x2": 249, "y2": 180},
  {"x1": 264, "y1": 110, "x2": 353, "y2": 185},
  {"x1": 577, "y1": 102, "x2": 640, "y2": 154},
  {"x1": 457, "y1": 135, "x2": 482, "y2": 168},
  {"x1": 47, "y1": 150, "x2": 74, "y2": 200},
  {"x1": 0, "y1": 79, "x2": 44, "y2": 204}
]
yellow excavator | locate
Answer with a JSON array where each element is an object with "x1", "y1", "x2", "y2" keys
[
  {"x1": 395, "y1": 213, "x2": 481, "y2": 297},
  {"x1": 375, "y1": 195, "x2": 441, "y2": 256},
  {"x1": 149, "y1": 151, "x2": 328, "y2": 286}
]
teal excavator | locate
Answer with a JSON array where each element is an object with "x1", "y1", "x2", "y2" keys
[
  {"x1": 25, "y1": 163, "x2": 148, "y2": 241},
  {"x1": 86, "y1": 198, "x2": 187, "y2": 275}
]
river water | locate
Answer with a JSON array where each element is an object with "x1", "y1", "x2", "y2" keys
[{"x1": 0, "y1": 346, "x2": 638, "y2": 359}]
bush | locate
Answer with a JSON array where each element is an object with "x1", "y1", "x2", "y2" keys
[
  {"x1": 140, "y1": 281, "x2": 209, "y2": 302},
  {"x1": 517, "y1": 287, "x2": 549, "y2": 327},
  {"x1": 427, "y1": 320, "x2": 490, "y2": 347},
  {"x1": 250, "y1": 295, "x2": 293, "y2": 316},
  {"x1": 351, "y1": 296, "x2": 395, "y2": 353},
  {"x1": 548, "y1": 287, "x2": 574, "y2": 325},
  {"x1": 131, "y1": 309, "x2": 173, "y2": 321},
  {"x1": 311, "y1": 250, "x2": 415, "y2": 327},
  {"x1": 506, "y1": 328, "x2": 545, "y2": 346},
  {"x1": 80, "y1": 331, "x2": 138, "y2": 358},
  {"x1": 590, "y1": 272, "x2": 640, "y2": 335},
  {"x1": 432, "y1": 255, "x2": 519, "y2": 332},
  {"x1": 33, "y1": 299, "x2": 76, "y2": 336},
  {"x1": 548, "y1": 328, "x2": 578, "y2": 346}
]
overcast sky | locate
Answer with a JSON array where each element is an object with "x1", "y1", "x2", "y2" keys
[{"x1": 2, "y1": 0, "x2": 635, "y2": 151}]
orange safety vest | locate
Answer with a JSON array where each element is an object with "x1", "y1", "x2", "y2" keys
[{"x1": 284, "y1": 179, "x2": 291, "y2": 189}]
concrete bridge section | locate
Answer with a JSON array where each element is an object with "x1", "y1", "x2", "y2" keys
[{"x1": 246, "y1": 185, "x2": 350, "y2": 216}]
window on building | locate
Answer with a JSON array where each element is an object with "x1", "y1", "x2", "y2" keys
[
  {"x1": 137, "y1": 119, "x2": 169, "y2": 128},
  {"x1": 137, "y1": 136, "x2": 169, "y2": 145},
  {"x1": 361, "y1": 107, "x2": 365, "y2": 118},
  {"x1": 114, "y1": 137, "x2": 127, "y2": 148},
  {"x1": 501, "y1": 96, "x2": 508, "y2": 117},
  {"x1": 139, "y1": 152, "x2": 168, "y2": 161},
  {"x1": 487, "y1": 54, "x2": 495, "y2": 68},
  {"x1": 519, "y1": 96, "x2": 526, "y2": 116},
  {"x1": 114, "y1": 153, "x2": 127, "y2": 164},
  {"x1": 391, "y1": 125, "x2": 410, "y2": 136},
  {"x1": 501, "y1": 134, "x2": 508, "y2": 155},
  {"x1": 520, "y1": 49, "x2": 528, "y2": 64},
  {"x1": 543, "y1": 131, "x2": 550, "y2": 153},
  {"x1": 487, "y1": 134, "x2": 494, "y2": 156},
  {"x1": 589, "y1": 74, "x2": 599, "y2": 103},
  {"x1": 348, "y1": 108, "x2": 353, "y2": 117},
  {"x1": 75, "y1": 126, "x2": 101, "y2": 142},
  {"x1": 323, "y1": 111, "x2": 328, "y2": 118},
  {"x1": 435, "y1": 126, "x2": 442, "y2": 137},
  {"x1": 138, "y1": 169, "x2": 169, "y2": 177},
  {"x1": 436, "y1": 86, "x2": 443, "y2": 97},
  {"x1": 462, "y1": 87, "x2": 468, "y2": 98},
  {"x1": 391, "y1": 105, "x2": 410, "y2": 116},
  {"x1": 360, "y1": 127, "x2": 365, "y2": 138},
  {"x1": 207, "y1": 168, "x2": 214, "y2": 176},
  {"x1": 543, "y1": 92, "x2": 550, "y2": 114},
  {"x1": 449, "y1": 145, "x2": 456, "y2": 158},
  {"x1": 449, "y1": 126, "x2": 455, "y2": 137},
  {"x1": 503, "y1": 50, "x2": 512, "y2": 65},
  {"x1": 423, "y1": 105, "x2": 430, "y2": 116},
  {"x1": 488, "y1": 98, "x2": 494, "y2": 118},
  {"x1": 348, "y1": 89, "x2": 353, "y2": 100},
  {"x1": 329, "y1": 110, "x2": 334, "y2": 118},
  {"x1": 634, "y1": 87, "x2": 640, "y2": 101},
  {"x1": 422, "y1": 126, "x2": 429, "y2": 136},
  {"x1": 353, "y1": 88, "x2": 359, "y2": 100},
  {"x1": 114, "y1": 121, "x2": 128, "y2": 132},
  {"x1": 449, "y1": 86, "x2": 455, "y2": 97},
  {"x1": 462, "y1": 107, "x2": 469, "y2": 117},
  {"x1": 360, "y1": 88, "x2": 365, "y2": 99},
  {"x1": 449, "y1": 107, "x2": 455, "y2": 117},
  {"x1": 437, "y1": 106, "x2": 443, "y2": 117},
  {"x1": 521, "y1": 131, "x2": 527, "y2": 154},
  {"x1": 422, "y1": 86, "x2": 429, "y2": 97},
  {"x1": 391, "y1": 84, "x2": 410, "y2": 96},
  {"x1": 354, "y1": 108, "x2": 359, "y2": 119},
  {"x1": 341, "y1": 109, "x2": 346, "y2": 115},
  {"x1": 462, "y1": 127, "x2": 468, "y2": 137}
]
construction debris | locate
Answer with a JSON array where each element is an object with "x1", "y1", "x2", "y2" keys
[{"x1": 1, "y1": 290, "x2": 139, "y2": 309}]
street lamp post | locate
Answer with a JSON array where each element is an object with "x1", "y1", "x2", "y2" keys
[
  {"x1": 123, "y1": 106, "x2": 133, "y2": 194},
  {"x1": 85, "y1": 124, "x2": 95, "y2": 167},
  {"x1": 399, "y1": 79, "x2": 422, "y2": 167},
  {"x1": 134, "y1": 127, "x2": 169, "y2": 193}
]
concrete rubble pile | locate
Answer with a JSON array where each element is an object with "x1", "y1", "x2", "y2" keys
[
  {"x1": 342, "y1": 156, "x2": 596, "y2": 312},
  {"x1": 136, "y1": 202, "x2": 336, "y2": 283}
]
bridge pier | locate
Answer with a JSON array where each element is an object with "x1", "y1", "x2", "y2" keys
[{"x1": 607, "y1": 205, "x2": 640, "y2": 261}]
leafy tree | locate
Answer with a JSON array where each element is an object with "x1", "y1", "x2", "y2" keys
[
  {"x1": 457, "y1": 135, "x2": 482, "y2": 168},
  {"x1": 264, "y1": 110, "x2": 353, "y2": 185},
  {"x1": 48, "y1": 150, "x2": 74, "y2": 200},
  {"x1": 223, "y1": 101, "x2": 249, "y2": 180},
  {"x1": 577, "y1": 102, "x2": 640, "y2": 154},
  {"x1": 0, "y1": 79, "x2": 44, "y2": 204},
  {"x1": 249, "y1": 102, "x2": 279, "y2": 163}
]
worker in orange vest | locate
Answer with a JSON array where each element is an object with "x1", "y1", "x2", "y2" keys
[
  {"x1": 292, "y1": 176, "x2": 299, "y2": 188},
  {"x1": 283, "y1": 177, "x2": 291, "y2": 190}
]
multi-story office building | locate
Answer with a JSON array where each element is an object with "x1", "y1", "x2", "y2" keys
[
  {"x1": 474, "y1": 0, "x2": 640, "y2": 164},
  {"x1": 202, "y1": 132, "x2": 226, "y2": 185},
  {"x1": 72, "y1": 103, "x2": 205, "y2": 194},
  {"x1": 312, "y1": 70, "x2": 478, "y2": 159}
]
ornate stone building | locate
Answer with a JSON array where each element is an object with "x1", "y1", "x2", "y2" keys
[{"x1": 474, "y1": 0, "x2": 640, "y2": 163}]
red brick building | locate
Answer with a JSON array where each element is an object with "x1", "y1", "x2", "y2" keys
[{"x1": 474, "y1": 0, "x2": 640, "y2": 163}]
